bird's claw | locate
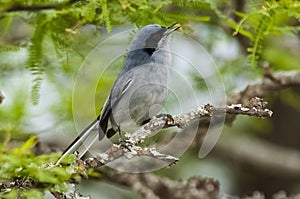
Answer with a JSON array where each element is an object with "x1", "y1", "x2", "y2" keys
[
  {"x1": 119, "y1": 139, "x2": 133, "y2": 152},
  {"x1": 156, "y1": 113, "x2": 175, "y2": 128}
]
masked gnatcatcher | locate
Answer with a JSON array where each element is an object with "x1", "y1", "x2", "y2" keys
[{"x1": 56, "y1": 23, "x2": 180, "y2": 164}]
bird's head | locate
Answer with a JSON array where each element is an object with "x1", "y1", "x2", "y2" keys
[{"x1": 128, "y1": 23, "x2": 180, "y2": 52}]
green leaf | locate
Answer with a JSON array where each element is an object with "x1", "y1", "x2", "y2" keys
[{"x1": 12, "y1": 136, "x2": 37, "y2": 155}]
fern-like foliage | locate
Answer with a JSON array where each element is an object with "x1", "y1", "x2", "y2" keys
[
  {"x1": 3, "y1": 0, "x2": 115, "y2": 104},
  {"x1": 247, "y1": 8, "x2": 274, "y2": 68},
  {"x1": 26, "y1": 14, "x2": 47, "y2": 105},
  {"x1": 215, "y1": 0, "x2": 300, "y2": 68},
  {"x1": 2, "y1": 0, "x2": 299, "y2": 102},
  {"x1": 1, "y1": 0, "x2": 214, "y2": 104}
]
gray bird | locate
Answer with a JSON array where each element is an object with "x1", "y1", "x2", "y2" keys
[{"x1": 56, "y1": 23, "x2": 180, "y2": 164}]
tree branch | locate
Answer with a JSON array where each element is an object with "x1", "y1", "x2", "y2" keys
[
  {"x1": 215, "y1": 69, "x2": 300, "y2": 177},
  {"x1": 73, "y1": 97, "x2": 272, "y2": 171},
  {"x1": 227, "y1": 70, "x2": 300, "y2": 104},
  {"x1": 52, "y1": 70, "x2": 300, "y2": 199},
  {"x1": 100, "y1": 168, "x2": 221, "y2": 199},
  {"x1": 99, "y1": 169, "x2": 300, "y2": 199},
  {"x1": 127, "y1": 97, "x2": 272, "y2": 144},
  {"x1": 5, "y1": 0, "x2": 79, "y2": 12},
  {"x1": 82, "y1": 145, "x2": 179, "y2": 169},
  {"x1": 58, "y1": 166, "x2": 299, "y2": 199}
]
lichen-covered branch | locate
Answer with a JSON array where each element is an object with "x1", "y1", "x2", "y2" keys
[
  {"x1": 74, "y1": 97, "x2": 272, "y2": 172},
  {"x1": 82, "y1": 145, "x2": 179, "y2": 169},
  {"x1": 127, "y1": 97, "x2": 272, "y2": 144}
]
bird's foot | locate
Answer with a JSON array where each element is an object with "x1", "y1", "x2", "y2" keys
[
  {"x1": 119, "y1": 138, "x2": 133, "y2": 152},
  {"x1": 156, "y1": 113, "x2": 175, "y2": 128}
]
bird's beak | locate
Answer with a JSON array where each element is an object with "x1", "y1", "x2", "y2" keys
[{"x1": 165, "y1": 22, "x2": 181, "y2": 35}]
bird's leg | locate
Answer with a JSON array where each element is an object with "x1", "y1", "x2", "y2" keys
[
  {"x1": 116, "y1": 125, "x2": 132, "y2": 151},
  {"x1": 116, "y1": 125, "x2": 123, "y2": 141},
  {"x1": 155, "y1": 113, "x2": 175, "y2": 128}
]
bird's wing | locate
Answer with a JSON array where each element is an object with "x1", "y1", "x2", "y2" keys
[
  {"x1": 97, "y1": 95, "x2": 112, "y2": 140},
  {"x1": 104, "y1": 70, "x2": 134, "y2": 115},
  {"x1": 56, "y1": 69, "x2": 136, "y2": 165}
]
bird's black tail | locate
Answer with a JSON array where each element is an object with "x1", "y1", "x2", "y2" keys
[{"x1": 56, "y1": 119, "x2": 104, "y2": 165}]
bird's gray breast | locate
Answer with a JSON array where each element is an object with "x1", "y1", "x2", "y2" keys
[{"x1": 110, "y1": 62, "x2": 169, "y2": 132}]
